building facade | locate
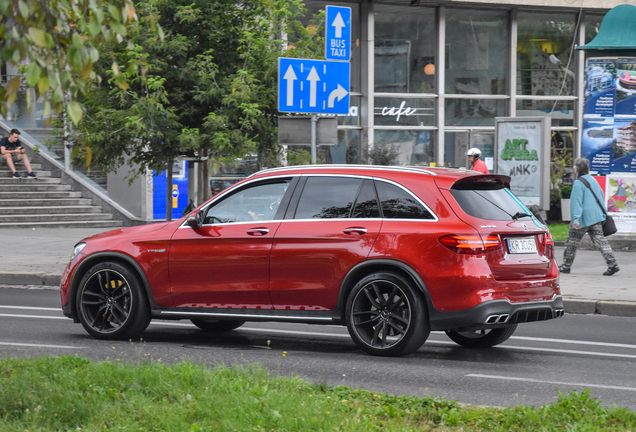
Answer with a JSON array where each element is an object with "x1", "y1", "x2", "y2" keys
[{"x1": 294, "y1": 0, "x2": 629, "y2": 168}]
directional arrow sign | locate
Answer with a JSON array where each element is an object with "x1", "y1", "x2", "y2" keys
[
  {"x1": 325, "y1": 6, "x2": 351, "y2": 61},
  {"x1": 278, "y1": 58, "x2": 350, "y2": 115}
]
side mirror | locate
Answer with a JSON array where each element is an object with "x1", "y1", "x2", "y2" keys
[{"x1": 186, "y1": 211, "x2": 203, "y2": 228}]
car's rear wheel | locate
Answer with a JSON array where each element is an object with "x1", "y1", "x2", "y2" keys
[
  {"x1": 190, "y1": 319, "x2": 245, "y2": 332},
  {"x1": 345, "y1": 272, "x2": 429, "y2": 357},
  {"x1": 445, "y1": 324, "x2": 517, "y2": 348},
  {"x1": 76, "y1": 261, "x2": 151, "y2": 340}
]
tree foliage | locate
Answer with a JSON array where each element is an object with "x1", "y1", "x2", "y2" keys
[
  {"x1": 0, "y1": 0, "x2": 138, "y2": 123},
  {"x1": 75, "y1": 0, "x2": 323, "y2": 180}
]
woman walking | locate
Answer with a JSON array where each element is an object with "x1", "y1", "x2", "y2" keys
[{"x1": 559, "y1": 157, "x2": 619, "y2": 276}]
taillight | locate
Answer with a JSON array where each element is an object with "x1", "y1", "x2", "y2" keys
[
  {"x1": 439, "y1": 234, "x2": 501, "y2": 254},
  {"x1": 545, "y1": 231, "x2": 554, "y2": 247}
]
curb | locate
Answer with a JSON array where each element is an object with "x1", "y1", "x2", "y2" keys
[
  {"x1": 0, "y1": 272, "x2": 61, "y2": 287},
  {"x1": 562, "y1": 298, "x2": 636, "y2": 317}
]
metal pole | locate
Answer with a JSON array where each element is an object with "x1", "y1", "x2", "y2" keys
[{"x1": 311, "y1": 115, "x2": 317, "y2": 164}]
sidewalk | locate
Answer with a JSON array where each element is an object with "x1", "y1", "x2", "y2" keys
[{"x1": 0, "y1": 227, "x2": 634, "y2": 317}]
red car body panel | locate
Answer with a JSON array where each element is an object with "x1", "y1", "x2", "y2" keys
[
  {"x1": 270, "y1": 219, "x2": 382, "y2": 310},
  {"x1": 168, "y1": 222, "x2": 281, "y2": 309}
]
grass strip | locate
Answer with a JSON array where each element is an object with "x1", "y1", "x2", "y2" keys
[
  {"x1": 547, "y1": 222, "x2": 569, "y2": 242},
  {"x1": 1, "y1": 356, "x2": 635, "y2": 431}
]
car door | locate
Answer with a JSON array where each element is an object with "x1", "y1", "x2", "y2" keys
[
  {"x1": 169, "y1": 178, "x2": 295, "y2": 308},
  {"x1": 270, "y1": 176, "x2": 382, "y2": 310}
]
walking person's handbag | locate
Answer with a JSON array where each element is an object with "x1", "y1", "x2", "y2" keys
[{"x1": 578, "y1": 177, "x2": 617, "y2": 236}]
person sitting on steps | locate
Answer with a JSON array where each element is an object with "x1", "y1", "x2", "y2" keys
[{"x1": 0, "y1": 129, "x2": 37, "y2": 179}]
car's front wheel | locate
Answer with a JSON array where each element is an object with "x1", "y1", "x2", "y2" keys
[
  {"x1": 190, "y1": 319, "x2": 245, "y2": 332},
  {"x1": 345, "y1": 272, "x2": 429, "y2": 356},
  {"x1": 76, "y1": 261, "x2": 151, "y2": 340},
  {"x1": 445, "y1": 324, "x2": 518, "y2": 348}
]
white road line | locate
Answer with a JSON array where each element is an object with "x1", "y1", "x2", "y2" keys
[
  {"x1": 0, "y1": 305, "x2": 60, "y2": 311},
  {"x1": 511, "y1": 335, "x2": 636, "y2": 350},
  {"x1": 467, "y1": 374, "x2": 636, "y2": 392},
  {"x1": 0, "y1": 313, "x2": 68, "y2": 320},
  {"x1": 4, "y1": 313, "x2": 636, "y2": 359},
  {"x1": 0, "y1": 342, "x2": 84, "y2": 349},
  {"x1": 150, "y1": 323, "x2": 636, "y2": 358}
]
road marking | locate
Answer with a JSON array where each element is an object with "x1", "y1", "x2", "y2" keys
[
  {"x1": 0, "y1": 342, "x2": 84, "y2": 349},
  {"x1": 0, "y1": 313, "x2": 68, "y2": 320},
  {"x1": 0, "y1": 305, "x2": 60, "y2": 311},
  {"x1": 432, "y1": 330, "x2": 636, "y2": 350},
  {"x1": 467, "y1": 374, "x2": 636, "y2": 392},
  {"x1": 4, "y1": 313, "x2": 636, "y2": 358}
]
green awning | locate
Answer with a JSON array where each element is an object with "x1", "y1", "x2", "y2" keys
[{"x1": 578, "y1": 4, "x2": 636, "y2": 50}]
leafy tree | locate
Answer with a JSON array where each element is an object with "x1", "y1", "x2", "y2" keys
[
  {"x1": 74, "y1": 0, "x2": 324, "y2": 217},
  {"x1": 0, "y1": 0, "x2": 137, "y2": 123}
]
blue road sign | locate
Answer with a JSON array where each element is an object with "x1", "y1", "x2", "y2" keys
[
  {"x1": 278, "y1": 58, "x2": 350, "y2": 115},
  {"x1": 325, "y1": 5, "x2": 351, "y2": 61}
]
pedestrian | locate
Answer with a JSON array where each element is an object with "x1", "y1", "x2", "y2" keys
[
  {"x1": 466, "y1": 147, "x2": 490, "y2": 174},
  {"x1": 0, "y1": 129, "x2": 37, "y2": 179},
  {"x1": 559, "y1": 157, "x2": 619, "y2": 276}
]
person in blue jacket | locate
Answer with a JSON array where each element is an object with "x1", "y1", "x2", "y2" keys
[{"x1": 559, "y1": 157, "x2": 619, "y2": 276}]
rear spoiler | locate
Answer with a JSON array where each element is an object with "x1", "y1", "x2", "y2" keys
[{"x1": 451, "y1": 174, "x2": 511, "y2": 190}]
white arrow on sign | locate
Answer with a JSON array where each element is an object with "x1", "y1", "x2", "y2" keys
[
  {"x1": 327, "y1": 84, "x2": 348, "y2": 108},
  {"x1": 283, "y1": 65, "x2": 297, "y2": 106},
  {"x1": 307, "y1": 66, "x2": 320, "y2": 107},
  {"x1": 332, "y1": 12, "x2": 345, "y2": 38}
]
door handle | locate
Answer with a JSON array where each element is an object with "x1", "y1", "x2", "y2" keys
[
  {"x1": 247, "y1": 228, "x2": 270, "y2": 236},
  {"x1": 343, "y1": 227, "x2": 367, "y2": 235}
]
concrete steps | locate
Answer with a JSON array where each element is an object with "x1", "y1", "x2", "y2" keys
[{"x1": 0, "y1": 156, "x2": 122, "y2": 229}]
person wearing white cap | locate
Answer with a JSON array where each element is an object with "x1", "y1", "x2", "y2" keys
[{"x1": 466, "y1": 147, "x2": 489, "y2": 174}]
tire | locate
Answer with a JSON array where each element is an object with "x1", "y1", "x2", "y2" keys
[
  {"x1": 445, "y1": 324, "x2": 518, "y2": 349},
  {"x1": 190, "y1": 319, "x2": 246, "y2": 332},
  {"x1": 76, "y1": 261, "x2": 151, "y2": 340},
  {"x1": 345, "y1": 272, "x2": 429, "y2": 357}
]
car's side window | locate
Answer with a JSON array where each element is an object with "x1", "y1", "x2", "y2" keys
[
  {"x1": 204, "y1": 180, "x2": 290, "y2": 224},
  {"x1": 294, "y1": 176, "x2": 362, "y2": 219},
  {"x1": 351, "y1": 179, "x2": 380, "y2": 218},
  {"x1": 375, "y1": 180, "x2": 435, "y2": 220}
]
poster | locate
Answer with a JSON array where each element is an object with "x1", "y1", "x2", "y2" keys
[
  {"x1": 582, "y1": 57, "x2": 636, "y2": 175},
  {"x1": 495, "y1": 118, "x2": 550, "y2": 208},
  {"x1": 606, "y1": 175, "x2": 636, "y2": 234}
]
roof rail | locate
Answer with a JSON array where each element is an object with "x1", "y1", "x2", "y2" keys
[{"x1": 249, "y1": 164, "x2": 437, "y2": 177}]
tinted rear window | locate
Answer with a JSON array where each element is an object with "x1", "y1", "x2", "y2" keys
[
  {"x1": 451, "y1": 187, "x2": 526, "y2": 220},
  {"x1": 375, "y1": 180, "x2": 435, "y2": 220},
  {"x1": 294, "y1": 177, "x2": 361, "y2": 219}
]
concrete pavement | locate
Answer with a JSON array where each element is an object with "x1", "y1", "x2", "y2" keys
[{"x1": 0, "y1": 227, "x2": 634, "y2": 317}]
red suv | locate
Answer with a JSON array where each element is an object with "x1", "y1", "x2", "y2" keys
[{"x1": 60, "y1": 165, "x2": 563, "y2": 356}]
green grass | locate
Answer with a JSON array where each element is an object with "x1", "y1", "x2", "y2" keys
[
  {"x1": 1, "y1": 356, "x2": 635, "y2": 431},
  {"x1": 547, "y1": 222, "x2": 569, "y2": 242}
]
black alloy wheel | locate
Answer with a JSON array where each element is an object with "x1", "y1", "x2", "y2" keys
[
  {"x1": 445, "y1": 324, "x2": 518, "y2": 348},
  {"x1": 345, "y1": 272, "x2": 429, "y2": 357},
  {"x1": 190, "y1": 319, "x2": 246, "y2": 332},
  {"x1": 76, "y1": 261, "x2": 151, "y2": 340}
]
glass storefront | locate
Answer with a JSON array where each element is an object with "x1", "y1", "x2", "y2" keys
[
  {"x1": 517, "y1": 12, "x2": 578, "y2": 97},
  {"x1": 445, "y1": 98, "x2": 507, "y2": 127},
  {"x1": 374, "y1": 5, "x2": 436, "y2": 94},
  {"x1": 374, "y1": 97, "x2": 435, "y2": 127},
  {"x1": 445, "y1": 9, "x2": 509, "y2": 95},
  {"x1": 373, "y1": 130, "x2": 435, "y2": 165}
]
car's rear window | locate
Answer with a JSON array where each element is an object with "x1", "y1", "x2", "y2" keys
[
  {"x1": 451, "y1": 186, "x2": 526, "y2": 220},
  {"x1": 375, "y1": 180, "x2": 435, "y2": 220}
]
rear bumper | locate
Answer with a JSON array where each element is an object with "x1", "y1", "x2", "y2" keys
[{"x1": 428, "y1": 295, "x2": 564, "y2": 332}]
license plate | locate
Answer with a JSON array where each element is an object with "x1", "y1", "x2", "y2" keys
[{"x1": 507, "y1": 237, "x2": 537, "y2": 254}]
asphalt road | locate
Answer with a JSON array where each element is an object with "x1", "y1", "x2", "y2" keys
[{"x1": 2, "y1": 286, "x2": 636, "y2": 410}]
